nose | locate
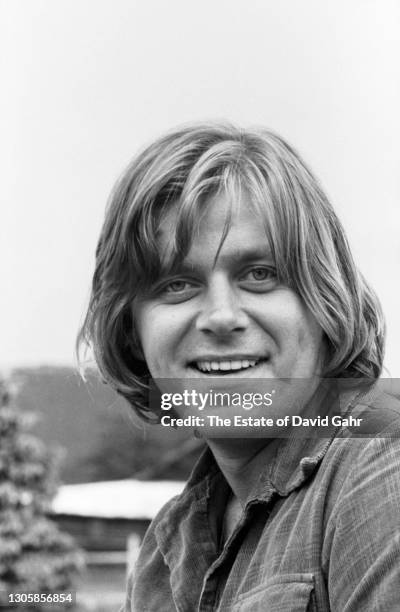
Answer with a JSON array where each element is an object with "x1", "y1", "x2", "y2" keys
[{"x1": 195, "y1": 276, "x2": 248, "y2": 335}]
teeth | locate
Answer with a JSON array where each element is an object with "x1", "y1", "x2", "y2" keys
[{"x1": 195, "y1": 359, "x2": 259, "y2": 373}]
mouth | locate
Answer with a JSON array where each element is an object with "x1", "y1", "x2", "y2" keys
[{"x1": 188, "y1": 357, "x2": 268, "y2": 375}]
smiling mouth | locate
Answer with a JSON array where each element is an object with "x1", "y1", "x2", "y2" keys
[{"x1": 189, "y1": 358, "x2": 267, "y2": 375}]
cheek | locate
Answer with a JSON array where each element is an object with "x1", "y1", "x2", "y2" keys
[
  {"x1": 294, "y1": 316, "x2": 325, "y2": 373},
  {"x1": 135, "y1": 304, "x2": 184, "y2": 364},
  {"x1": 133, "y1": 304, "x2": 158, "y2": 362},
  {"x1": 274, "y1": 294, "x2": 323, "y2": 355},
  {"x1": 296, "y1": 318, "x2": 322, "y2": 348}
]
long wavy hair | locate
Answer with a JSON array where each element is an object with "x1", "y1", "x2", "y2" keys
[{"x1": 77, "y1": 122, "x2": 385, "y2": 420}]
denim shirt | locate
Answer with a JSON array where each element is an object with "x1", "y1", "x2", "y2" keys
[{"x1": 123, "y1": 388, "x2": 400, "y2": 611}]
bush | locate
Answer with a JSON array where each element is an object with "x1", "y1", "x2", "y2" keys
[{"x1": 0, "y1": 379, "x2": 84, "y2": 610}]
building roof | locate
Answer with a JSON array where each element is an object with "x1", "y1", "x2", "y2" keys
[{"x1": 52, "y1": 479, "x2": 185, "y2": 520}]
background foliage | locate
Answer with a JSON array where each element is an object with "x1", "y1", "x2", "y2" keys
[
  {"x1": 0, "y1": 379, "x2": 84, "y2": 610},
  {"x1": 14, "y1": 367, "x2": 203, "y2": 483}
]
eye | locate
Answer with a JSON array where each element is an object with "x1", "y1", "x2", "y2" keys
[
  {"x1": 239, "y1": 266, "x2": 278, "y2": 290},
  {"x1": 242, "y1": 266, "x2": 276, "y2": 281},
  {"x1": 247, "y1": 268, "x2": 273, "y2": 281},
  {"x1": 164, "y1": 280, "x2": 193, "y2": 293},
  {"x1": 157, "y1": 278, "x2": 200, "y2": 303}
]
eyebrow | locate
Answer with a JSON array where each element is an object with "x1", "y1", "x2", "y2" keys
[
  {"x1": 216, "y1": 246, "x2": 274, "y2": 264},
  {"x1": 173, "y1": 247, "x2": 275, "y2": 274}
]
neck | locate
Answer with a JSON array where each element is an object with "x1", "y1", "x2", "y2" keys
[
  {"x1": 204, "y1": 382, "x2": 331, "y2": 505},
  {"x1": 205, "y1": 437, "x2": 278, "y2": 506}
]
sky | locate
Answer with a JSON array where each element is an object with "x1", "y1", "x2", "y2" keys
[{"x1": 1, "y1": 0, "x2": 399, "y2": 374}]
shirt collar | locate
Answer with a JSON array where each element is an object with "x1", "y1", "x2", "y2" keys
[{"x1": 155, "y1": 384, "x2": 367, "y2": 547}]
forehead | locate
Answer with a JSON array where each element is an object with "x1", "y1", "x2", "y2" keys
[{"x1": 157, "y1": 190, "x2": 273, "y2": 268}]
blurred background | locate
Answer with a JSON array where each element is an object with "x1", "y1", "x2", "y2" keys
[{"x1": 1, "y1": 0, "x2": 399, "y2": 609}]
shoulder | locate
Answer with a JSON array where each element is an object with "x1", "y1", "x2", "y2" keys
[
  {"x1": 331, "y1": 384, "x2": 400, "y2": 447},
  {"x1": 314, "y1": 387, "x2": 400, "y2": 530},
  {"x1": 316, "y1": 388, "x2": 400, "y2": 542},
  {"x1": 356, "y1": 385, "x2": 400, "y2": 422},
  {"x1": 124, "y1": 494, "x2": 182, "y2": 611},
  {"x1": 136, "y1": 493, "x2": 182, "y2": 556},
  {"x1": 328, "y1": 387, "x2": 400, "y2": 473},
  {"x1": 321, "y1": 388, "x2": 400, "y2": 609}
]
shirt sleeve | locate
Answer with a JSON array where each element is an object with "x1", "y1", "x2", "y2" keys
[
  {"x1": 119, "y1": 569, "x2": 134, "y2": 612},
  {"x1": 122, "y1": 498, "x2": 179, "y2": 612},
  {"x1": 327, "y1": 435, "x2": 400, "y2": 611}
]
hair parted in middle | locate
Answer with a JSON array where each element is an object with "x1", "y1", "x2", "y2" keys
[{"x1": 78, "y1": 122, "x2": 385, "y2": 420}]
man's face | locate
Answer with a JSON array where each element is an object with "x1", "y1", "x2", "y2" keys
[{"x1": 134, "y1": 192, "x2": 325, "y2": 386}]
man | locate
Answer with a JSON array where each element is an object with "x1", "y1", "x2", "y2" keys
[{"x1": 79, "y1": 123, "x2": 400, "y2": 611}]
